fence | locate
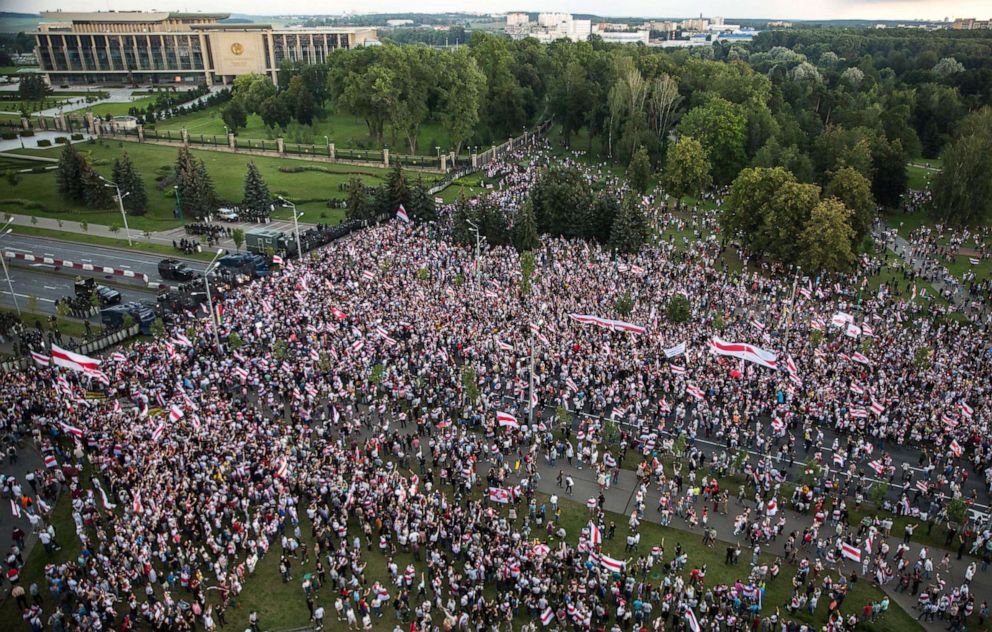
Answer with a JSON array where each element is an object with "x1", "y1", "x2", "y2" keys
[{"x1": 1, "y1": 324, "x2": 139, "y2": 372}]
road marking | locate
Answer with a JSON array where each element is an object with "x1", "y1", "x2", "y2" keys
[
  {"x1": 0, "y1": 290, "x2": 55, "y2": 303},
  {"x1": 80, "y1": 258, "x2": 92, "y2": 263},
  {"x1": 6, "y1": 247, "x2": 31, "y2": 253},
  {"x1": 119, "y1": 265, "x2": 131, "y2": 269},
  {"x1": 43, "y1": 285, "x2": 59, "y2": 290}
]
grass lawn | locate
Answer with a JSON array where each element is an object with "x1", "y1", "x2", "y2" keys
[
  {"x1": 8, "y1": 224, "x2": 217, "y2": 262},
  {"x1": 155, "y1": 105, "x2": 459, "y2": 157},
  {"x1": 0, "y1": 306, "x2": 101, "y2": 338},
  {"x1": 0, "y1": 98, "x2": 71, "y2": 113},
  {"x1": 84, "y1": 96, "x2": 158, "y2": 117},
  {"x1": 5, "y1": 139, "x2": 415, "y2": 227},
  {"x1": 0, "y1": 453, "x2": 923, "y2": 632},
  {"x1": 905, "y1": 164, "x2": 935, "y2": 192}
]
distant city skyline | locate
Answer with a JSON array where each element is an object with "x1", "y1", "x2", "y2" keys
[{"x1": 11, "y1": 1, "x2": 992, "y2": 22}]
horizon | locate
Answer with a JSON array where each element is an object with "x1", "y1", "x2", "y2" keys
[{"x1": 5, "y1": 1, "x2": 991, "y2": 23}]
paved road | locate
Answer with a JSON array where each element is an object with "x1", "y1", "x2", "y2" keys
[
  {"x1": 357, "y1": 416, "x2": 985, "y2": 632},
  {"x1": 0, "y1": 265, "x2": 158, "y2": 316},
  {"x1": 2, "y1": 234, "x2": 206, "y2": 281}
]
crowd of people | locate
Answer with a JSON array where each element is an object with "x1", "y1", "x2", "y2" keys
[{"x1": 0, "y1": 145, "x2": 990, "y2": 632}]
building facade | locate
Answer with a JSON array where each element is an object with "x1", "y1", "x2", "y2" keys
[{"x1": 34, "y1": 11, "x2": 376, "y2": 86}]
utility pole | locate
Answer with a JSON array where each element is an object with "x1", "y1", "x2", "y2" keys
[
  {"x1": 203, "y1": 248, "x2": 225, "y2": 355},
  {"x1": 528, "y1": 332, "x2": 536, "y2": 427},
  {"x1": 0, "y1": 220, "x2": 19, "y2": 316},
  {"x1": 466, "y1": 218, "x2": 481, "y2": 285},
  {"x1": 781, "y1": 266, "x2": 801, "y2": 353},
  {"x1": 100, "y1": 176, "x2": 133, "y2": 246},
  {"x1": 278, "y1": 196, "x2": 303, "y2": 259}
]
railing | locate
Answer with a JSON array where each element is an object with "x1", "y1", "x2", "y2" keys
[{"x1": 0, "y1": 324, "x2": 139, "y2": 372}]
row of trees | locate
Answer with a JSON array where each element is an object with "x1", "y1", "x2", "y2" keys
[
  {"x1": 55, "y1": 145, "x2": 147, "y2": 213},
  {"x1": 721, "y1": 166, "x2": 875, "y2": 272},
  {"x1": 345, "y1": 165, "x2": 437, "y2": 224},
  {"x1": 449, "y1": 165, "x2": 649, "y2": 255}
]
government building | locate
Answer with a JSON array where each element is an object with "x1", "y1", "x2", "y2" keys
[{"x1": 33, "y1": 11, "x2": 378, "y2": 86}]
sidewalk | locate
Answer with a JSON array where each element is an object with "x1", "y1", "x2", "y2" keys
[
  {"x1": 876, "y1": 222, "x2": 971, "y2": 308},
  {"x1": 369, "y1": 420, "x2": 985, "y2": 632},
  {"x1": 2, "y1": 212, "x2": 314, "y2": 253}
]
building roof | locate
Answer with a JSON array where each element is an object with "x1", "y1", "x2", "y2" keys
[{"x1": 39, "y1": 11, "x2": 230, "y2": 23}]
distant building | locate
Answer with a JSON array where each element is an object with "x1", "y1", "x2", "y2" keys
[
  {"x1": 680, "y1": 18, "x2": 710, "y2": 32},
  {"x1": 505, "y1": 12, "x2": 530, "y2": 27},
  {"x1": 385, "y1": 19, "x2": 414, "y2": 27},
  {"x1": 598, "y1": 31, "x2": 650, "y2": 45},
  {"x1": 951, "y1": 18, "x2": 991, "y2": 29},
  {"x1": 33, "y1": 11, "x2": 376, "y2": 86}
]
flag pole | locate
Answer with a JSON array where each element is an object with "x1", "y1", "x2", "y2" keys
[
  {"x1": 528, "y1": 332, "x2": 536, "y2": 427},
  {"x1": 781, "y1": 265, "x2": 800, "y2": 353}
]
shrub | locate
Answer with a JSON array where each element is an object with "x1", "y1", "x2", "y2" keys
[
  {"x1": 70, "y1": 133, "x2": 83, "y2": 141},
  {"x1": 666, "y1": 294, "x2": 691, "y2": 323},
  {"x1": 36, "y1": 139, "x2": 51, "y2": 147},
  {"x1": 0, "y1": 132, "x2": 16, "y2": 140},
  {"x1": 54, "y1": 136, "x2": 68, "y2": 144},
  {"x1": 19, "y1": 129, "x2": 34, "y2": 137}
]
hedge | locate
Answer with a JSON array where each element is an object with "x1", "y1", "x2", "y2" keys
[
  {"x1": 36, "y1": 139, "x2": 51, "y2": 147},
  {"x1": 19, "y1": 130, "x2": 34, "y2": 137},
  {"x1": 70, "y1": 133, "x2": 83, "y2": 141}
]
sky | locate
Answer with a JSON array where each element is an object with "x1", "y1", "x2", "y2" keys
[{"x1": 5, "y1": 0, "x2": 990, "y2": 21}]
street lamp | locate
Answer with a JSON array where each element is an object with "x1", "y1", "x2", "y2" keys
[
  {"x1": 173, "y1": 185, "x2": 183, "y2": 220},
  {"x1": 0, "y1": 219, "x2": 19, "y2": 316},
  {"x1": 99, "y1": 175, "x2": 133, "y2": 246},
  {"x1": 465, "y1": 218, "x2": 483, "y2": 285},
  {"x1": 202, "y1": 248, "x2": 225, "y2": 355},
  {"x1": 278, "y1": 196, "x2": 303, "y2": 259}
]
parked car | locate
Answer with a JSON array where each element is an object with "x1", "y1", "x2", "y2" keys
[
  {"x1": 158, "y1": 258, "x2": 197, "y2": 282},
  {"x1": 101, "y1": 302, "x2": 156, "y2": 335},
  {"x1": 216, "y1": 208, "x2": 239, "y2": 221}
]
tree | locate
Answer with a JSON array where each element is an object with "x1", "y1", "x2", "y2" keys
[
  {"x1": 666, "y1": 294, "x2": 690, "y2": 323},
  {"x1": 81, "y1": 166, "x2": 113, "y2": 209},
  {"x1": 111, "y1": 152, "x2": 148, "y2": 215},
  {"x1": 18, "y1": 74, "x2": 50, "y2": 101},
  {"x1": 294, "y1": 88, "x2": 316, "y2": 127},
  {"x1": 662, "y1": 136, "x2": 712, "y2": 205},
  {"x1": 677, "y1": 97, "x2": 747, "y2": 184},
  {"x1": 259, "y1": 94, "x2": 291, "y2": 130},
  {"x1": 529, "y1": 166, "x2": 594, "y2": 239},
  {"x1": 461, "y1": 365, "x2": 480, "y2": 403},
  {"x1": 626, "y1": 146, "x2": 652, "y2": 195},
  {"x1": 930, "y1": 107, "x2": 992, "y2": 226},
  {"x1": 614, "y1": 292, "x2": 634, "y2": 317},
  {"x1": 800, "y1": 198, "x2": 857, "y2": 273},
  {"x1": 232, "y1": 228, "x2": 245, "y2": 251},
  {"x1": 55, "y1": 143, "x2": 86, "y2": 204},
  {"x1": 375, "y1": 165, "x2": 411, "y2": 219},
  {"x1": 241, "y1": 161, "x2": 273, "y2": 220},
  {"x1": 407, "y1": 177, "x2": 437, "y2": 223},
  {"x1": 438, "y1": 49, "x2": 485, "y2": 158},
  {"x1": 519, "y1": 251, "x2": 536, "y2": 297},
  {"x1": 723, "y1": 167, "x2": 795, "y2": 250},
  {"x1": 346, "y1": 177, "x2": 373, "y2": 222},
  {"x1": 870, "y1": 137, "x2": 908, "y2": 209},
  {"x1": 222, "y1": 98, "x2": 248, "y2": 133},
  {"x1": 175, "y1": 146, "x2": 217, "y2": 220},
  {"x1": 513, "y1": 200, "x2": 540, "y2": 253},
  {"x1": 608, "y1": 195, "x2": 649, "y2": 255},
  {"x1": 825, "y1": 167, "x2": 874, "y2": 245}
]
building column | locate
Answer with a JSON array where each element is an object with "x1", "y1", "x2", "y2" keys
[
  {"x1": 276, "y1": 137, "x2": 284, "y2": 153},
  {"x1": 383, "y1": 149, "x2": 389, "y2": 168},
  {"x1": 266, "y1": 32, "x2": 277, "y2": 83},
  {"x1": 76, "y1": 34, "x2": 88, "y2": 71},
  {"x1": 471, "y1": 153, "x2": 478, "y2": 168},
  {"x1": 229, "y1": 132, "x2": 237, "y2": 149},
  {"x1": 137, "y1": 124, "x2": 144, "y2": 142},
  {"x1": 441, "y1": 154, "x2": 447, "y2": 171},
  {"x1": 328, "y1": 143, "x2": 335, "y2": 160},
  {"x1": 181, "y1": 127, "x2": 189, "y2": 145}
]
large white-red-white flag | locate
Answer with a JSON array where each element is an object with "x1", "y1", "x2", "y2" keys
[
  {"x1": 497, "y1": 411, "x2": 519, "y2": 429},
  {"x1": 708, "y1": 337, "x2": 777, "y2": 370},
  {"x1": 50, "y1": 344, "x2": 101, "y2": 373},
  {"x1": 569, "y1": 314, "x2": 645, "y2": 334},
  {"x1": 588, "y1": 521, "x2": 602, "y2": 546},
  {"x1": 841, "y1": 542, "x2": 862, "y2": 562}
]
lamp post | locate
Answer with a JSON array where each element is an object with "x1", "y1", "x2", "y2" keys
[
  {"x1": 99, "y1": 175, "x2": 133, "y2": 246},
  {"x1": 0, "y1": 219, "x2": 19, "y2": 316},
  {"x1": 203, "y1": 248, "x2": 225, "y2": 355},
  {"x1": 173, "y1": 185, "x2": 183, "y2": 220},
  {"x1": 278, "y1": 196, "x2": 303, "y2": 259},
  {"x1": 465, "y1": 218, "x2": 482, "y2": 285}
]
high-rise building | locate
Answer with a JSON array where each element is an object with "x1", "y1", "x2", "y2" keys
[{"x1": 33, "y1": 11, "x2": 377, "y2": 86}]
